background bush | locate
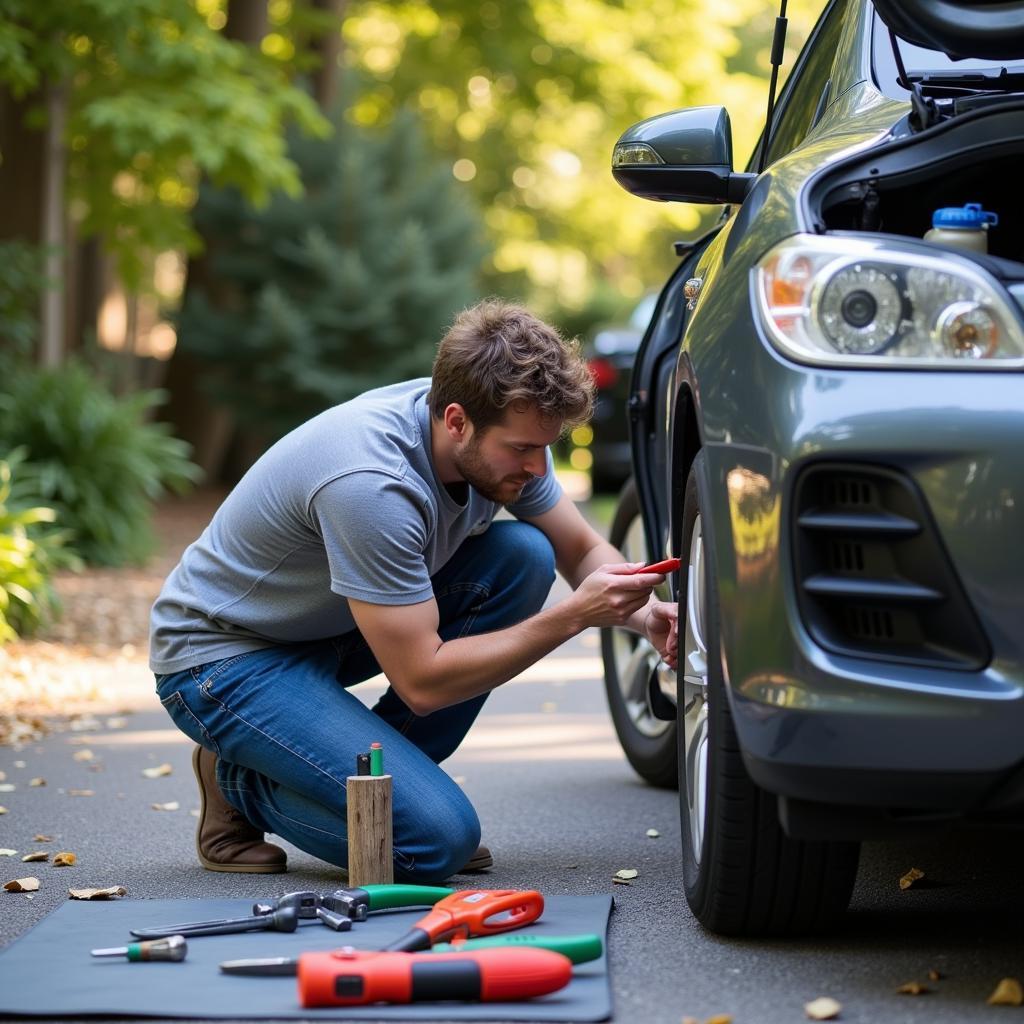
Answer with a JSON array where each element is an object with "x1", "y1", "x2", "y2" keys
[
  {"x1": 0, "y1": 363, "x2": 201, "y2": 567},
  {"x1": 0, "y1": 450, "x2": 78, "y2": 643},
  {"x1": 176, "y1": 109, "x2": 487, "y2": 441}
]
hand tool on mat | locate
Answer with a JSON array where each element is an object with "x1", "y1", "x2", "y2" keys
[
  {"x1": 222, "y1": 931, "x2": 602, "y2": 975},
  {"x1": 252, "y1": 891, "x2": 320, "y2": 920},
  {"x1": 626, "y1": 557, "x2": 681, "y2": 574},
  {"x1": 256, "y1": 884, "x2": 454, "y2": 924},
  {"x1": 382, "y1": 888, "x2": 544, "y2": 952},
  {"x1": 91, "y1": 935, "x2": 188, "y2": 962},
  {"x1": 130, "y1": 904, "x2": 298, "y2": 940},
  {"x1": 220, "y1": 946, "x2": 572, "y2": 1007}
]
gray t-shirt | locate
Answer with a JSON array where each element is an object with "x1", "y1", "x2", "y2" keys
[{"x1": 149, "y1": 379, "x2": 562, "y2": 674}]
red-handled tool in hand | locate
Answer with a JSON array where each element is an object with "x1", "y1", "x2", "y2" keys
[
  {"x1": 296, "y1": 947, "x2": 571, "y2": 1007},
  {"x1": 626, "y1": 557, "x2": 680, "y2": 575},
  {"x1": 382, "y1": 889, "x2": 544, "y2": 953}
]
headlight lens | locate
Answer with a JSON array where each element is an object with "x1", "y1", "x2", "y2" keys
[{"x1": 754, "y1": 235, "x2": 1024, "y2": 366}]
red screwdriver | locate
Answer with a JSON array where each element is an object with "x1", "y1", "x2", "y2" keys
[{"x1": 626, "y1": 557, "x2": 680, "y2": 575}]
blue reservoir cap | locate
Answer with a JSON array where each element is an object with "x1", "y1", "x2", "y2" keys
[{"x1": 932, "y1": 203, "x2": 999, "y2": 229}]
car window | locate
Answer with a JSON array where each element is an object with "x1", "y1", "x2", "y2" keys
[{"x1": 763, "y1": 0, "x2": 851, "y2": 166}]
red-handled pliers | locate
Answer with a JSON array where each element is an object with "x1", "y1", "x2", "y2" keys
[{"x1": 382, "y1": 889, "x2": 544, "y2": 952}]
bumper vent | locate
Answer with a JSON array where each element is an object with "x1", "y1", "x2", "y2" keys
[{"x1": 792, "y1": 464, "x2": 990, "y2": 670}]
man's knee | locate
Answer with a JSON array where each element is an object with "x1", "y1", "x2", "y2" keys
[{"x1": 394, "y1": 790, "x2": 481, "y2": 883}]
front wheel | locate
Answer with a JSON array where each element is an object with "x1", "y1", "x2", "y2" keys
[
  {"x1": 678, "y1": 451, "x2": 860, "y2": 936},
  {"x1": 600, "y1": 479, "x2": 679, "y2": 789}
]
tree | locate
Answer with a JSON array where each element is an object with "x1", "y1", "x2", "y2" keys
[{"x1": 175, "y1": 109, "x2": 486, "y2": 442}]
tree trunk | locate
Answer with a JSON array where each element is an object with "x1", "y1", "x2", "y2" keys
[
  {"x1": 161, "y1": 0, "x2": 269, "y2": 480},
  {"x1": 311, "y1": 0, "x2": 346, "y2": 112},
  {"x1": 39, "y1": 81, "x2": 68, "y2": 368}
]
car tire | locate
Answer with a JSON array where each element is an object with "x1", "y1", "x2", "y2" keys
[
  {"x1": 678, "y1": 451, "x2": 860, "y2": 935},
  {"x1": 600, "y1": 478, "x2": 679, "y2": 789}
]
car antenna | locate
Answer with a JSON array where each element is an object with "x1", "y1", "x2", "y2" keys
[
  {"x1": 757, "y1": 0, "x2": 789, "y2": 173},
  {"x1": 886, "y1": 28, "x2": 938, "y2": 130}
]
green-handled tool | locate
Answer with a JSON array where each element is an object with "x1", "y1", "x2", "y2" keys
[
  {"x1": 431, "y1": 932, "x2": 603, "y2": 965},
  {"x1": 299, "y1": 884, "x2": 454, "y2": 923}
]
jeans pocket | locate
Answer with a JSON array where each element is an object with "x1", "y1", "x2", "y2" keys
[{"x1": 159, "y1": 690, "x2": 221, "y2": 757}]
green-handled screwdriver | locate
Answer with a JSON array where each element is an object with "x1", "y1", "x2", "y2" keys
[
  {"x1": 431, "y1": 932, "x2": 603, "y2": 965},
  {"x1": 91, "y1": 935, "x2": 187, "y2": 962}
]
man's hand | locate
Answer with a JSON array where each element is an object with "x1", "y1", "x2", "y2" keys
[
  {"x1": 644, "y1": 600, "x2": 679, "y2": 670},
  {"x1": 568, "y1": 563, "x2": 662, "y2": 629}
]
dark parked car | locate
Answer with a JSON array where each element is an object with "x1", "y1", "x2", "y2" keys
[
  {"x1": 581, "y1": 294, "x2": 657, "y2": 493},
  {"x1": 601, "y1": 0, "x2": 1024, "y2": 936}
]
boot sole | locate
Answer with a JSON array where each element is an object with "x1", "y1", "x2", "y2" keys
[{"x1": 193, "y1": 746, "x2": 287, "y2": 874}]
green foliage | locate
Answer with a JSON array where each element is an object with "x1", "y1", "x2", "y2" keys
[
  {"x1": 0, "y1": 449, "x2": 77, "y2": 644},
  {"x1": 0, "y1": 241, "x2": 48, "y2": 368},
  {"x1": 0, "y1": 0, "x2": 331, "y2": 287},
  {"x1": 176, "y1": 109, "x2": 486, "y2": 439},
  {"x1": 0, "y1": 364, "x2": 202, "y2": 566}
]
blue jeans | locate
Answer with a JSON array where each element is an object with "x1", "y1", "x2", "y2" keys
[{"x1": 155, "y1": 521, "x2": 555, "y2": 883}]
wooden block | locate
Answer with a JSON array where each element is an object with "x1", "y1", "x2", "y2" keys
[{"x1": 346, "y1": 774, "x2": 393, "y2": 887}]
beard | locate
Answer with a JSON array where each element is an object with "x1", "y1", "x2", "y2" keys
[{"x1": 453, "y1": 436, "x2": 532, "y2": 506}]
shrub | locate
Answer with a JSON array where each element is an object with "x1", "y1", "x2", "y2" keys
[
  {"x1": 0, "y1": 450, "x2": 77, "y2": 643},
  {"x1": 0, "y1": 364, "x2": 201, "y2": 566}
]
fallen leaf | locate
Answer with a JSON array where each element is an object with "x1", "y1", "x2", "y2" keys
[
  {"x1": 151, "y1": 801, "x2": 180, "y2": 812},
  {"x1": 72, "y1": 750, "x2": 94, "y2": 762},
  {"x1": 105, "y1": 716, "x2": 129, "y2": 730},
  {"x1": 53, "y1": 852, "x2": 76, "y2": 867},
  {"x1": 67, "y1": 789, "x2": 94, "y2": 797},
  {"x1": 896, "y1": 982, "x2": 930, "y2": 996},
  {"x1": 0, "y1": 784, "x2": 14, "y2": 792},
  {"x1": 4, "y1": 877, "x2": 40, "y2": 892},
  {"x1": 614, "y1": 868, "x2": 639, "y2": 881},
  {"x1": 68, "y1": 886, "x2": 126, "y2": 900},
  {"x1": 21, "y1": 852, "x2": 48, "y2": 863},
  {"x1": 805, "y1": 998, "x2": 841, "y2": 1021},
  {"x1": 13, "y1": 760, "x2": 25, "y2": 768},
  {"x1": 142, "y1": 763, "x2": 173, "y2": 779},
  {"x1": 646, "y1": 828, "x2": 660, "y2": 838},
  {"x1": 29, "y1": 778, "x2": 46, "y2": 787},
  {"x1": 612, "y1": 878, "x2": 632, "y2": 886},
  {"x1": 899, "y1": 867, "x2": 925, "y2": 890},
  {"x1": 987, "y1": 978, "x2": 1024, "y2": 1006},
  {"x1": 0, "y1": 850, "x2": 15, "y2": 857},
  {"x1": 0, "y1": 807, "x2": 7, "y2": 814},
  {"x1": 928, "y1": 969, "x2": 944, "y2": 982},
  {"x1": 705, "y1": 1016, "x2": 733, "y2": 1024},
  {"x1": 33, "y1": 835, "x2": 53, "y2": 843}
]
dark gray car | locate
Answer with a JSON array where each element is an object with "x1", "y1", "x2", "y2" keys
[{"x1": 601, "y1": 0, "x2": 1024, "y2": 936}]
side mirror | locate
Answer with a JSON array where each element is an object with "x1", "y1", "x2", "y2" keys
[{"x1": 612, "y1": 106, "x2": 755, "y2": 205}]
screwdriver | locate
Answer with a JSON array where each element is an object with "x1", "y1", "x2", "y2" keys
[{"x1": 91, "y1": 935, "x2": 187, "y2": 962}]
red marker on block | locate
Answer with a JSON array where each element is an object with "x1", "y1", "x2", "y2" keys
[{"x1": 626, "y1": 557, "x2": 681, "y2": 575}]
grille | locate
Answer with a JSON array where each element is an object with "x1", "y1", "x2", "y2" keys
[{"x1": 792, "y1": 464, "x2": 989, "y2": 670}]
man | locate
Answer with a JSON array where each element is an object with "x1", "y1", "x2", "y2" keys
[{"x1": 151, "y1": 299, "x2": 678, "y2": 881}]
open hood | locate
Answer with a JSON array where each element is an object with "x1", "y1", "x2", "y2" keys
[{"x1": 873, "y1": 0, "x2": 1024, "y2": 60}]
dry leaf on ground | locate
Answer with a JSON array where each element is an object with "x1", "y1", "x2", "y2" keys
[
  {"x1": 705, "y1": 1015, "x2": 733, "y2": 1024},
  {"x1": 33, "y1": 834, "x2": 52, "y2": 842},
  {"x1": 53, "y1": 852, "x2": 76, "y2": 867},
  {"x1": 4, "y1": 877, "x2": 40, "y2": 892},
  {"x1": 0, "y1": 807, "x2": 7, "y2": 814},
  {"x1": 0, "y1": 784, "x2": 14, "y2": 792},
  {"x1": 21, "y1": 852, "x2": 48, "y2": 863},
  {"x1": 105, "y1": 717, "x2": 129, "y2": 730},
  {"x1": 72, "y1": 750, "x2": 94, "y2": 761},
  {"x1": 899, "y1": 867, "x2": 925, "y2": 890},
  {"x1": 614, "y1": 868, "x2": 639, "y2": 881},
  {"x1": 29, "y1": 778, "x2": 46, "y2": 787},
  {"x1": 987, "y1": 978, "x2": 1024, "y2": 1006},
  {"x1": 804, "y1": 996, "x2": 842, "y2": 1019},
  {"x1": 68, "y1": 886, "x2": 126, "y2": 900},
  {"x1": 928, "y1": 969, "x2": 944, "y2": 982},
  {"x1": 646, "y1": 828, "x2": 660, "y2": 838},
  {"x1": 0, "y1": 850, "x2": 15, "y2": 856},
  {"x1": 142, "y1": 764, "x2": 173, "y2": 779},
  {"x1": 896, "y1": 982, "x2": 930, "y2": 995},
  {"x1": 67, "y1": 789, "x2": 94, "y2": 797},
  {"x1": 151, "y1": 801, "x2": 179, "y2": 812}
]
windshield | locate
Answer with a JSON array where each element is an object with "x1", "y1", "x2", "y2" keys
[{"x1": 872, "y1": 15, "x2": 1024, "y2": 97}]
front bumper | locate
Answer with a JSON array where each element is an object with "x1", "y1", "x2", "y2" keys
[{"x1": 703, "y1": 355, "x2": 1024, "y2": 816}]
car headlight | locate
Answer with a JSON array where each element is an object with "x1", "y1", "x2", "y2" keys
[{"x1": 753, "y1": 234, "x2": 1024, "y2": 367}]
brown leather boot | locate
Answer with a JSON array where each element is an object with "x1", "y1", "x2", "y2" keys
[
  {"x1": 192, "y1": 745, "x2": 287, "y2": 874},
  {"x1": 458, "y1": 844, "x2": 493, "y2": 873}
]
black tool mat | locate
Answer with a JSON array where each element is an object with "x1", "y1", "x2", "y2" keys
[{"x1": 0, "y1": 895, "x2": 613, "y2": 1020}]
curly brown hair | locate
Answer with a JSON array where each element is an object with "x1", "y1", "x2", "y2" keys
[{"x1": 428, "y1": 299, "x2": 594, "y2": 433}]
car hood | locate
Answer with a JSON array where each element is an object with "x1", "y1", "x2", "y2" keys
[{"x1": 873, "y1": 0, "x2": 1024, "y2": 61}]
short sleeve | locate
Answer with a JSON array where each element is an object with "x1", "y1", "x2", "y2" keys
[
  {"x1": 309, "y1": 471, "x2": 436, "y2": 605},
  {"x1": 506, "y1": 448, "x2": 563, "y2": 519}
]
